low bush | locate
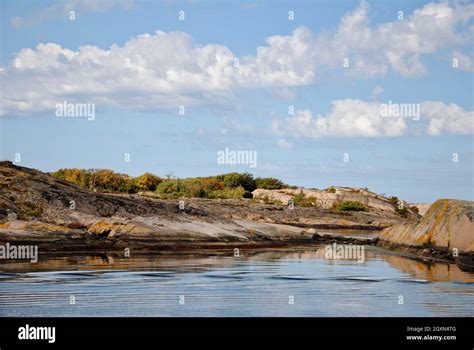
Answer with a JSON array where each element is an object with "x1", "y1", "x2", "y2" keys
[
  {"x1": 292, "y1": 191, "x2": 317, "y2": 207},
  {"x1": 156, "y1": 180, "x2": 189, "y2": 198},
  {"x1": 395, "y1": 206, "x2": 409, "y2": 217},
  {"x1": 216, "y1": 172, "x2": 256, "y2": 192},
  {"x1": 255, "y1": 177, "x2": 285, "y2": 190},
  {"x1": 52, "y1": 168, "x2": 289, "y2": 200},
  {"x1": 335, "y1": 201, "x2": 367, "y2": 211}
]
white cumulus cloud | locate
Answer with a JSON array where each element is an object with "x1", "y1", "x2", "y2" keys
[
  {"x1": 1, "y1": 1, "x2": 473, "y2": 116},
  {"x1": 422, "y1": 101, "x2": 474, "y2": 135},
  {"x1": 285, "y1": 101, "x2": 408, "y2": 138},
  {"x1": 279, "y1": 100, "x2": 473, "y2": 138}
]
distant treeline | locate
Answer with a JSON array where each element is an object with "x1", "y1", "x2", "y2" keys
[{"x1": 51, "y1": 169, "x2": 290, "y2": 199}]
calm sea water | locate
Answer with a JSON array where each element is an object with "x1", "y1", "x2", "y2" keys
[{"x1": 0, "y1": 245, "x2": 472, "y2": 317}]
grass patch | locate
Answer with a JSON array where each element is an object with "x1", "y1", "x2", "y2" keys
[
  {"x1": 293, "y1": 191, "x2": 318, "y2": 207},
  {"x1": 257, "y1": 195, "x2": 283, "y2": 205},
  {"x1": 335, "y1": 201, "x2": 367, "y2": 211}
]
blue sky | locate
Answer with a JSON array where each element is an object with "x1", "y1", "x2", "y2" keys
[{"x1": 0, "y1": 0, "x2": 473, "y2": 202}]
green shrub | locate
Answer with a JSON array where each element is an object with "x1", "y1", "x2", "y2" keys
[
  {"x1": 206, "y1": 186, "x2": 247, "y2": 199},
  {"x1": 293, "y1": 190, "x2": 305, "y2": 204},
  {"x1": 389, "y1": 196, "x2": 399, "y2": 205},
  {"x1": 183, "y1": 179, "x2": 206, "y2": 198},
  {"x1": 242, "y1": 191, "x2": 253, "y2": 199},
  {"x1": 297, "y1": 196, "x2": 318, "y2": 207},
  {"x1": 293, "y1": 191, "x2": 318, "y2": 207},
  {"x1": 118, "y1": 181, "x2": 139, "y2": 194},
  {"x1": 255, "y1": 177, "x2": 285, "y2": 190},
  {"x1": 395, "y1": 206, "x2": 409, "y2": 217},
  {"x1": 258, "y1": 195, "x2": 283, "y2": 205},
  {"x1": 388, "y1": 196, "x2": 410, "y2": 216},
  {"x1": 217, "y1": 173, "x2": 256, "y2": 191},
  {"x1": 335, "y1": 201, "x2": 367, "y2": 211},
  {"x1": 52, "y1": 168, "x2": 289, "y2": 200},
  {"x1": 155, "y1": 179, "x2": 253, "y2": 200},
  {"x1": 156, "y1": 180, "x2": 190, "y2": 198}
]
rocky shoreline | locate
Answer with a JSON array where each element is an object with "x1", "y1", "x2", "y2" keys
[
  {"x1": 0, "y1": 161, "x2": 472, "y2": 270},
  {"x1": 377, "y1": 199, "x2": 474, "y2": 270}
]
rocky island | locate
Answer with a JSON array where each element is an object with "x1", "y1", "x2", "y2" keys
[{"x1": 0, "y1": 161, "x2": 472, "y2": 270}]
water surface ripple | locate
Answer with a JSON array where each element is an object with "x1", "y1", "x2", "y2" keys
[{"x1": 0, "y1": 246, "x2": 472, "y2": 317}]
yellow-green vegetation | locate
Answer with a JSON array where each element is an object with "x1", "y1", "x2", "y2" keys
[
  {"x1": 52, "y1": 169, "x2": 288, "y2": 200},
  {"x1": 387, "y1": 195, "x2": 411, "y2": 216},
  {"x1": 52, "y1": 168, "x2": 140, "y2": 193},
  {"x1": 335, "y1": 201, "x2": 367, "y2": 211},
  {"x1": 255, "y1": 177, "x2": 286, "y2": 190},
  {"x1": 17, "y1": 201, "x2": 44, "y2": 220},
  {"x1": 395, "y1": 206, "x2": 409, "y2": 217},
  {"x1": 389, "y1": 196, "x2": 399, "y2": 205},
  {"x1": 155, "y1": 173, "x2": 255, "y2": 199},
  {"x1": 135, "y1": 173, "x2": 162, "y2": 192},
  {"x1": 257, "y1": 195, "x2": 284, "y2": 205},
  {"x1": 293, "y1": 190, "x2": 318, "y2": 207}
]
